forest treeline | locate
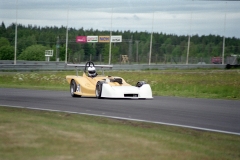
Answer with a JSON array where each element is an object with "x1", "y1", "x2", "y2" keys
[{"x1": 0, "y1": 22, "x2": 239, "y2": 63}]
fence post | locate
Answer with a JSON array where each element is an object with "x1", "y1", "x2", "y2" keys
[{"x1": 99, "y1": 54, "x2": 102, "y2": 64}]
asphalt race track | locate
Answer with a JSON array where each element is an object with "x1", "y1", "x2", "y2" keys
[{"x1": 0, "y1": 88, "x2": 240, "y2": 135}]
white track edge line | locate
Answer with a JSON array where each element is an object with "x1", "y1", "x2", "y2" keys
[{"x1": 1, "y1": 104, "x2": 240, "y2": 136}]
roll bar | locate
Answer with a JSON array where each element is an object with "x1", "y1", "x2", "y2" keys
[{"x1": 67, "y1": 61, "x2": 113, "y2": 76}]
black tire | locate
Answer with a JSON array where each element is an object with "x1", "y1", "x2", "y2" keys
[
  {"x1": 96, "y1": 81, "x2": 103, "y2": 99},
  {"x1": 70, "y1": 80, "x2": 78, "y2": 97}
]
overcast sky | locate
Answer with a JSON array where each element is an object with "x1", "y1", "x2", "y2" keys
[{"x1": 1, "y1": 0, "x2": 240, "y2": 38}]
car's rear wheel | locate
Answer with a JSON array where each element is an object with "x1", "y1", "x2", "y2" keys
[
  {"x1": 70, "y1": 80, "x2": 78, "y2": 97},
  {"x1": 96, "y1": 81, "x2": 103, "y2": 99}
]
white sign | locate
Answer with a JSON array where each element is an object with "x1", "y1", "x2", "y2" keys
[
  {"x1": 111, "y1": 35, "x2": 122, "y2": 43},
  {"x1": 87, "y1": 36, "x2": 98, "y2": 43},
  {"x1": 45, "y1": 50, "x2": 53, "y2": 57}
]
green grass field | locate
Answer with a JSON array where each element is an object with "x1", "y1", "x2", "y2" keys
[
  {"x1": 0, "y1": 69, "x2": 240, "y2": 159},
  {"x1": 0, "y1": 69, "x2": 240, "y2": 99},
  {"x1": 0, "y1": 106, "x2": 240, "y2": 160}
]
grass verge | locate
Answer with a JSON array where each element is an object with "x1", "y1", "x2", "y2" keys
[
  {"x1": 0, "y1": 69, "x2": 240, "y2": 100},
  {"x1": 0, "y1": 106, "x2": 240, "y2": 160}
]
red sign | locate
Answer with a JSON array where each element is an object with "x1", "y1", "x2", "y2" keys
[{"x1": 76, "y1": 36, "x2": 87, "y2": 43}]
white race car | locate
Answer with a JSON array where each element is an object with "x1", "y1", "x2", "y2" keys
[{"x1": 66, "y1": 61, "x2": 153, "y2": 99}]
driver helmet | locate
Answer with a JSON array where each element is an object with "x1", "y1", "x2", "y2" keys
[{"x1": 87, "y1": 66, "x2": 97, "y2": 77}]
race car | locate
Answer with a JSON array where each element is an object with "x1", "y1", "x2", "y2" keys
[{"x1": 66, "y1": 61, "x2": 153, "y2": 99}]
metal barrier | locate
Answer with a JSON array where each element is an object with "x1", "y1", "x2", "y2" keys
[{"x1": 0, "y1": 60, "x2": 226, "y2": 71}]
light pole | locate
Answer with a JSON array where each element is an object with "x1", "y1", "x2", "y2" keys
[
  {"x1": 222, "y1": 2, "x2": 227, "y2": 65},
  {"x1": 14, "y1": 0, "x2": 18, "y2": 65},
  {"x1": 135, "y1": 40, "x2": 140, "y2": 63},
  {"x1": 186, "y1": 35, "x2": 191, "y2": 64},
  {"x1": 109, "y1": 8, "x2": 113, "y2": 65},
  {"x1": 65, "y1": 3, "x2": 69, "y2": 64},
  {"x1": 186, "y1": 11, "x2": 192, "y2": 65},
  {"x1": 222, "y1": 17, "x2": 226, "y2": 65},
  {"x1": 149, "y1": 11, "x2": 154, "y2": 65}
]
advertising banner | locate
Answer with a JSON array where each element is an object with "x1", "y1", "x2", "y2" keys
[
  {"x1": 76, "y1": 35, "x2": 122, "y2": 43},
  {"x1": 87, "y1": 36, "x2": 98, "y2": 43},
  {"x1": 99, "y1": 36, "x2": 110, "y2": 43},
  {"x1": 111, "y1": 35, "x2": 122, "y2": 43},
  {"x1": 76, "y1": 36, "x2": 87, "y2": 43}
]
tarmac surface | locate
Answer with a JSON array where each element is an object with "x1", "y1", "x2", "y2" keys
[{"x1": 1, "y1": 88, "x2": 239, "y2": 135}]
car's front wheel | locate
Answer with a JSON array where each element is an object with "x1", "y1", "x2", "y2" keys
[
  {"x1": 96, "y1": 81, "x2": 103, "y2": 99},
  {"x1": 70, "y1": 80, "x2": 79, "y2": 97}
]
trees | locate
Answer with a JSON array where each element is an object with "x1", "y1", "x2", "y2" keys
[
  {"x1": 0, "y1": 46, "x2": 14, "y2": 60},
  {"x1": 0, "y1": 37, "x2": 10, "y2": 47},
  {"x1": 0, "y1": 37, "x2": 14, "y2": 60},
  {"x1": 18, "y1": 45, "x2": 48, "y2": 61},
  {"x1": 17, "y1": 35, "x2": 37, "y2": 56},
  {"x1": 172, "y1": 46, "x2": 181, "y2": 57},
  {"x1": 0, "y1": 22, "x2": 6, "y2": 37},
  {"x1": 0, "y1": 22, "x2": 239, "y2": 62},
  {"x1": 101, "y1": 43, "x2": 119, "y2": 64}
]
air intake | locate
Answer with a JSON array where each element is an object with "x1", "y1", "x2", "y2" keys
[{"x1": 124, "y1": 94, "x2": 138, "y2": 97}]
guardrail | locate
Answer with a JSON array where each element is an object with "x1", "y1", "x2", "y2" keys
[{"x1": 0, "y1": 60, "x2": 226, "y2": 71}]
